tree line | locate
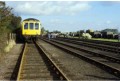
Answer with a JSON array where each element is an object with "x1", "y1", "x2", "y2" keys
[
  {"x1": 0, "y1": 1, "x2": 21, "y2": 35},
  {"x1": 0, "y1": 1, "x2": 22, "y2": 53}
]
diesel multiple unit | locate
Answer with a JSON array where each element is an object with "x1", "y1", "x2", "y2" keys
[{"x1": 22, "y1": 18, "x2": 41, "y2": 41}]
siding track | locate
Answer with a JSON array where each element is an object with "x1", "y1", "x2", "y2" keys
[
  {"x1": 56, "y1": 37, "x2": 120, "y2": 53},
  {"x1": 41, "y1": 38, "x2": 120, "y2": 79}
]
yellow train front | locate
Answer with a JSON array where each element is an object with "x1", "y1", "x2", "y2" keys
[{"x1": 22, "y1": 18, "x2": 41, "y2": 41}]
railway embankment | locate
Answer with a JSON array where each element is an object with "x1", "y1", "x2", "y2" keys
[
  {"x1": 0, "y1": 33, "x2": 16, "y2": 56},
  {"x1": 0, "y1": 33, "x2": 8, "y2": 57}
]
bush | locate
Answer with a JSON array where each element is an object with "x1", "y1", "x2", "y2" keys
[
  {"x1": 82, "y1": 33, "x2": 92, "y2": 39},
  {"x1": 0, "y1": 1, "x2": 21, "y2": 55}
]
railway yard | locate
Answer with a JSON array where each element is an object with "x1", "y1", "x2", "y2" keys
[
  {"x1": 0, "y1": 37, "x2": 120, "y2": 80},
  {"x1": 1, "y1": 1, "x2": 120, "y2": 81}
]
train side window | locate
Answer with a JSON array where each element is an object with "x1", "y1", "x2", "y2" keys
[
  {"x1": 35, "y1": 23, "x2": 39, "y2": 30},
  {"x1": 30, "y1": 23, "x2": 34, "y2": 29},
  {"x1": 24, "y1": 23, "x2": 28, "y2": 29}
]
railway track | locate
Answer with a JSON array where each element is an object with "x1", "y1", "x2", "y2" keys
[
  {"x1": 56, "y1": 37, "x2": 120, "y2": 53},
  {"x1": 59, "y1": 37, "x2": 120, "y2": 47},
  {"x1": 41, "y1": 38, "x2": 120, "y2": 79},
  {"x1": 52, "y1": 38, "x2": 120, "y2": 62},
  {"x1": 15, "y1": 40, "x2": 69, "y2": 80},
  {"x1": 46, "y1": 38, "x2": 120, "y2": 63}
]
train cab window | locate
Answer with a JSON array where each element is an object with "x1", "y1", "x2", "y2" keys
[
  {"x1": 30, "y1": 23, "x2": 34, "y2": 29},
  {"x1": 24, "y1": 23, "x2": 28, "y2": 29},
  {"x1": 35, "y1": 23, "x2": 39, "y2": 30}
]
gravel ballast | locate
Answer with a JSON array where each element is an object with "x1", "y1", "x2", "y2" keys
[
  {"x1": 0, "y1": 44, "x2": 23, "y2": 80},
  {"x1": 38, "y1": 39, "x2": 120, "y2": 80}
]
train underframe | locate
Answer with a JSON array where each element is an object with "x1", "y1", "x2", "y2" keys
[{"x1": 23, "y1": 35, "x2": 39, "y2": 42}]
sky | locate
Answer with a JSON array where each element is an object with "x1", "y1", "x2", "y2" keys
[{"x1": 6, "y1": 1, "x2": 120, "y2": 32}]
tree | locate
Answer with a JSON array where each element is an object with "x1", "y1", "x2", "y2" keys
[
  {"x1": 0, "y1": 1, "x2": 12, "y2": 34},
  {"x1": 86, "y1": 29, "x2": 93, "y2": 33},
  {"x1": 9, "y1": 15, "x2": 22, "y2": 31},
  {"x1": 0, "y1": 1, "x2": 22, "y2": 33},
  {"x1": 52, "y1": 30, "x2": 61, "y2": 33},
  {"x1": 0, "y1": 1, "x2": 5, "y2": 8},
  {"x1": 101, "y1": 28, "x2": 118, "y2": 34}
]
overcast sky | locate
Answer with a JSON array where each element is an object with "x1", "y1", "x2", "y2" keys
[{"x1": 6, "y1": 1, "x2": 120, "y2": 32}]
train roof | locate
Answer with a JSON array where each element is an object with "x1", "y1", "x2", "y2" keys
[{"x1": 23, "y1": 18, "x2": 39, "y2": 21}]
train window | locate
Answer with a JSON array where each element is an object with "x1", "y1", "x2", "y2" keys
[
  {"x1": 24, "y1": 23, "x2": 28, "y2": 29},
  {"x1": 30, "y1": 23, "x2": 34, "y2": 29},
  {"x1": 35, "y1": 23, "x2": 39, "y2": 30}
]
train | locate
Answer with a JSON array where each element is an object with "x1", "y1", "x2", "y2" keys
[{"x1": 22, "y1": 18, "x2": 41, "y2": 41}]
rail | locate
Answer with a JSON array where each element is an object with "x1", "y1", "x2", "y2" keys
[{"x1": 16, "y1": 41, "x2": 70, "y2": 81}]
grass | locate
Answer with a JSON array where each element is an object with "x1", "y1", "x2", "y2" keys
[
  {"x1": 61, "y1": 36, "x2": 120, "y2": 42},
  {"x1": 91, "y1": 38, "x2": 120, "y2": 42}
]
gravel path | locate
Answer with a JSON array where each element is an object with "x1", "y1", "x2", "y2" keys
[
  {"x1": 38, "y1": 39, "x2": 120, "y2": 80},
  {"x1": 0, "y1": 44, "x2": 23, "y2": 80}
]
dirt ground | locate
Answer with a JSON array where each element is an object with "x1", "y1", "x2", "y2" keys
[
  {"x1": 38, "y1": 39, "x2": 120, "y2": 80},
  {"x1": 0, "y1": 44, "x2": 23, "y2": 80}
]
